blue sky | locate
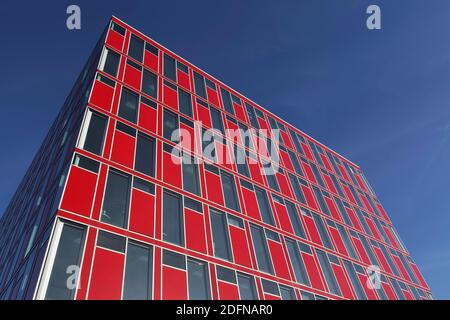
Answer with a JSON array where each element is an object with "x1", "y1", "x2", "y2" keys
[{"x1": 0, "y1": 0, "x2": 449, "y2": 298}]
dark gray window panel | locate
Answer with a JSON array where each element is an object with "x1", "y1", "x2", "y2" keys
[
  {"x1": 163, "y1": 191, "x2": 184, "y2": 246},
  {"x1": 285, "y1": 238, "x2": 310, "y2": 286},
  {"x1": 187, "y1": 258, "x2": 210, "y2": 300},
  {"x1": 45, "y1": 223, "x2": 85, "y2": 300},
  {"x1": 285, "y1": 200, "x2": 306, "y2": 239},
  {"x1": 101, "y1": 49, "x2": 120, "y2": 77},
  {"x1": 311, "y1": 212, "x2": 334, "y2": 250},
  {"x1": 123, "y1": 242, "x2": 153, "y2": 300},
  {"x1": 342, "y1": 260, "x2": 366, "y2": 300},
  {"x1": 249, "y1": 224, "x2": 273, "y2": 274},
  {"x1": 255, "y1": 187, "x2": 275, "y2": 226},
  {"x1": 193, "y1": 71, "x2": 207, "y2": 99},
  {"x1": 237, "y1": 273, "x2": 258, "y2": 300},
  {"x1": 118, "y1": 88, "x2": 138, "y2": 123},
  {"x1": 315, "y1": 249, "x2": 341, "y2": 296},
  {"x1": 82, "y1": 111, "x2": 107, "y2": 155},
  {"x1": 97, "y1": 230, "x2": 126, "y2": 252},
  {"x1": 142, "y1": 70, "x2": 157, "y2": 98},
  {"x1": 135, "y1": 133, "x2": 155, "y2": 177},
  {"x1": 163, "y1": 110, "x2": 179, "y2": 142},
  {"x1": 164, "y1": 54, "x2": 176, "y2": 81},
  {"x1": 280, "y1": 285, "x2": 296, "y2": 300},
  {"x1": 210, "y1": 210, "x2": 233, "y2": 261},
  {"x1": 220, "y1": 88, "x2": 234, "y2": 115},
  {"x1": 128, "y1": 35, "x2": 144, "y2": 62},
  {"x1": 210, "y1": 107, "x2": 225, "y2": 134},
  {"x1": 182, "y1": 157, "x2": 200, "y2": 196},
  {"x1": 178, "y1": 88, "x2": 192, "y2": 118},
  {"x1": 220, "y1": 171, "x2": 240, "y2": 212},
  {"x1": 101, "y1": 170, "x2": 131, "y2": 228}
]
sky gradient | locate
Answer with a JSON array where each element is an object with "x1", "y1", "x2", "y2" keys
[{"x1": 0, "y1": 0, "x2": 449, "y2": 298}]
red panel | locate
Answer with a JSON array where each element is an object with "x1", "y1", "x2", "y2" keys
[
  {"x1": 144, "y1": 51, "x2": 158, "y2": 72},
  {"x1": 352, "y1": 237, "x2": 371, "y2": 265},
  {"x1": 185, "y1": 209, "x2": 207, "y2": 254},
  {"x1": 347, "y1": 208, "x2": 363, "y2": 231},
  {"x1": 302, "y1": 253, "x2": 325, "y2": 291},
  {"x1": 403, "y1": 290, "x2": 414, "y2": 300},
  {"x1": 357, "y1": 273, "x2": 378, "y2": 300},
  {"x1": 162, "y1": 266, "x2": 187, "y2": 300},
  {"x1": 234, "y1": 104, "x2": 247, "y2": 123},
  {"x1": 355, "y1": 174, "x2": 369, "y2": 192},
  {"x1": 376, "y1": 203, "x2": 390, "y2": 222},
  {"x1": 255, "y1": 136, "x2": 269, "y2": 159},
  {"x1": 384, "y1": 226, "x2": 400, "y2": 249},
  {"x1": 373, "y1": 246, "x2": 391, "y2": 273},
  {"x1": 301, "y1": 143, "x2": 314, "y2": 162},
  {"x1": 177, "y1": 70, "x2": 190, "y2": 90},
  {"x1": 196, "y1": 104, "x2": 211, "y2": 128},
  {"x1": 89, "y1": 80, "x2": 114, "y2": 112},
  {"x1": 205, "y1": 171, "x2": 224, "y2": 206},
  {"x1": 325, "y1": 197, "x2": 342, "y2": 222},
  {"x1": 163, "y1": 84, "x2": 178, "y2": 111},
  {"x1": 76, "y1": 227, "x2": 96, "y2": 300},
  {"x1": 320, "y1": 154, "x2": 333, "y2": 172},
  {"x1": 361, "y1": 194, "x2": 374, "y2": 214},
  {"x1": 123, "y1": 64, "x2": 141, "y2": 91},
  {"x1": 138, "y1": 102, "x2": 157, "y2": 133},
  {"x1": 257, "y1": 117, "x2": 269, "y2": 131},
  {"x1": 268, "y1": 241, "x2": 291, "y2": 280},
  {"x1": 280, "y1": 131, "x2": 293, "y2": 149},
  {"x1": 106, "y1": 30, "x2": 124, "y2": 52},
  {"x1": 206, "y1": 87, "x2": 219, "y2": 106},
  {"x1": 216, "y1": 141, "x2": 234, "y2": 171},
  {"x1": 322, "y1": 174, "x2": 338, "y2": 194},
  {"x1": 248, "y1": 160, "x2": 265, "y2": 185},
  {"x1": 410, "y1": 264, "x2": 427, "y2": 287},
  {"x1": 302, "y1": 185, "x2": 318, "y2": 211},
  {"x1": 162, "y1": 151, "x2": 182, "y2": 188},
  {"x1": 304, "y1": 215, "x2": 322, "y2": 246},
  {"x1": 129, "y1": 189, "x2": 155, "y2": 237},
  {"x1": 88, "y1": 248, "x2": 124, "y2": 300},
  {"x1": 218, "y1": 281, "x2": 239, "y2": 300},
  {"x1": 264, "y1": 294, "x2": 281, "y2": 300},
  {"x1": 280, "y1": 150, "x2": 293, "y2": 172},
  {"x1": 277, "y1": 173, "x2": 293, "y2": 198},
  {"x1": 274, "y1": 202, "x2": 293, "y2": 234},
  {"x1": 179, "y1": 123, "x2": 195, "y2": 152},
  {"x1": 111, "y1": 130, "x2": 135, "y2": 168},
  {"x1": 229, "y1": 225, "x2": 252, "y2": 268},
  {"x1": 331, "y1": 264, "x2": 354, "y2": 299},
  {"x1": 60, "y1": 166, "x2": 97, "y2": 217},
  {"x1": 392, "y1": 255, "x2": 411, "y2": 282},
  {"x1": 338, "y1": 165, "x2": 351, "y2": 182},
  {"x1": 302, "y1": 161, "x2": 317, "y2": 184},
  {"x1": 367, "y1": 219, "x2": 382, "y2": 240},
  {"x1": 382, "y1": 282, "x2": 397, "y2": 299},
  {"x1": 241, "y1": 188, "x2": 261, "y2": 221},
  {"x1": 329, "y1": 227, "x2": 348, "y2": 256}
]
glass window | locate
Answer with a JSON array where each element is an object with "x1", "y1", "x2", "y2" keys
[
  {"x1": 315, "y1": 249, "x2": 341, "y2": 296},
  {"x1": 285, "y1": 238, "x2": 310, "y2": 286},
  {"x1": 285, "y1": 200, "x2": 306, "y2": 238},
  {"x1": 234, "y1": 146, "x2": 250, "y2": 178},
  {"x1": 163, "y1": 250, "x2": 186, "y2": 269},
  {"x1": 245, "y1": 103, "x2": 259, "y2": 129},
  {"x1": 280, "y1": 285, "x2": 296, "y2": 300},
  {"x1": 210, "y1": 107, "x2": 224, "y2": 134},
  {"x1": 220, "y1": 171, "x2": 240, "y2": 212},
  {"x1": 210, "y1": 209, "x2": 232, "y2": 261},
  {"x1": 118, "y1": 88, "x2": 138, "y2": 123},
  {"x1": 266, "y1": 173, "x2": 280, "y2": 192},
  {"x1": 123, "y1": 242, "x2": 153, "y2": 300},
  {"x1": 249, "y1": 224, "x2": 273, "y2": 274},
  {"x1": 312, "y1": 186, "x2": 330, "y2": 216},
  {"x1": 178, "y1": 88, "x2": 192, "y2": 118},
  {"x1": 288, "y1": 174, "x2": 306, "y2": 205},
  {"x1": 44, "y1": 223, "x2": 85, "y2": 300},
  {"x1": 262, "y1": 279, "x2": 279, "y2": 296},
  {"x1": 193, "y1": 71, "x2": 206, "y2": 99},
  {"x1": 342, "y1": 260, "x2": 366, "y2": 300},
  {"x1": 101, "y1": 170, "x2": 131, "y2": 228},
  {"x1": 128, "y1": 35, "x2": 144, "y2": 62},
  {"x1": 220, "y1": 88, "x2": 234, "y2": 115},
  {"x1": 182, "y1": 156, "x2": 200, "y2": 196},
  {"x1": 142, "y1": 70, "x2": 157, "y2": 98},
  {"x1": 311, "y1": 212, "x2": 333, "y2": 250},
  {"x1": 99, "y1": 48, "x2": 120, "y2": 77},
  {"x1": 255, "y1": 187, "x2": 275, "y2": 226},
  {"x1": 163, "y1": 110, "x2": 179, "y2": 142},
  {"x1": 135, "y1": 133, "x2": 155, "y2": 177},
  {"x1": 164, "y1": 54, "x2": 176, "y2": 81},
  {"x1": 110, "y1": 21, "x2": 125, "y2": 35},
  {"x1": 187, "y1": 258, "x2": 211, "y2": 300},
  {"x1": 216, "y1": 266, "x2": 236, "y2": 283},
  {"x1": 237, "y1": 273, "x2": 257, "y2": 300},
  {"x1": 163, "y1": 191, "x2": 184, "y2": 246},
  {"x1": 79, "y1": 110, "x2": 107, "y2": 155},
  {"x1": 300, "y1": 291, "x2": 315, "y2": 300},
  {"x1": 97, "y1": 230, "x2": 126, "y2": 252},
  {"x1": 336, "y1": 224, "x2": 358, "y2": 260}
]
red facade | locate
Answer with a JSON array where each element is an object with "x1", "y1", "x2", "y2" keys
[{"x1": 22, "y1": 17, "x2": 432, "y2": 300}]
